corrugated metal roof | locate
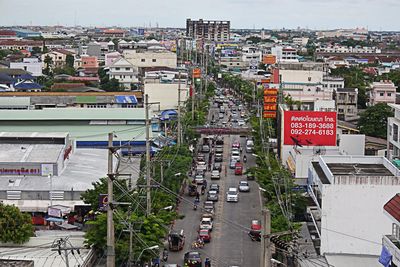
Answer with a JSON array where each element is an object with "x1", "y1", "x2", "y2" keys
[
  {"x1": 115, "y1": 95, "x2": 138, "y2": 104},
  {"x1": 384, "y1": 193, "x2": 400, "y2": 222},
  {"x1": 75, "y1": 95, "x2": 97, "y2": 104},
  {"x1": 0, "y1": 108, "x2": 148, "y2": 120},
  {"x1": 0, "y1": 97, "x2": 30, "y2": 106}
]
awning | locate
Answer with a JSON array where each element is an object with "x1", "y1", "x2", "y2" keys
[
  {"x1": 58, "y1": 223, "x2": 79, "y2": 230},
  {"x1": 160, "y1": 109, "x2": 177, "y2": 121},
  {"x1": 115, "y1": 95, "x2": 138, "y2": 104},
  {"x1": 45, "y1": 217, "x2": 65, "y2": 222}
]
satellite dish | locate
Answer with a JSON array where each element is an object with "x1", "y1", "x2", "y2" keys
[{"x1": 313, "y1": 146, "x2": 326, "y2": 156}]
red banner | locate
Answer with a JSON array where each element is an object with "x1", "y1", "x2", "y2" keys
[
  {"x1": 283, "y1": 111, "x2": 337, "y2": 146},
  {"x1": 263, "y1": 111, "x2": 277, "y2": 118}
]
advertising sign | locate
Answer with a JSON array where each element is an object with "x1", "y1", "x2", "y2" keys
[
  {"x1": 283, "y1": 111, "x2": 337, "y2": 146},
  {"x1": 192, "y1": 68, "x2": 201, "y2": 78},
  {"x1": 263, "y1": 88, "x2": 278, "y2": 119}
]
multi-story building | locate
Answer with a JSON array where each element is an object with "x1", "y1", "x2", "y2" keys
[
  {"x1": 41, "y1": 50, "x2": 74, "y2": 69},
  {"x1": 335, "y1": 88, "x2": 358, "y2": 121},
  {"x1": 9, "y1": 58, "x2": 44, "y2": 77},
  {"x1": 307, "y1": 155, "x2": 400, "y2": 259},
  {"x1": 369, "y1": 80, "x2": 397, "y2": 106},
  {"x1": 186, "y1": 19, "x2": 230, "y2": 42},
  {"x1": 123, "y1": 49, "x2": 177, "y2": 69},
  {"x1": 387, "y1": 104, "x2": 400, "y2": 161},
  {"x1": 219, "y1": 56, "x2": 248, "y2": 71},
  {"x1": 241, "y1": 46, "x2": 262, "y2": 69},
  {"x1": 271, "y1": 46, "x2": 299, "y2": 63},
  {"x1": 109, "y1": 57, "x2": 139, "y2": 89},
  {"x1": 0, "y1": 40, "x2": 42, "y2": 51}
]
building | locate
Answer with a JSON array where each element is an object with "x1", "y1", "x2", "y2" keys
[
  {"x1": 0, "y1": 91, "x2": 141, "y2": 109},
  {"x1": 123, "y1": 49, "x2": 177, "y2": 69},
  {"x1": 13, "y1": 29, "x2": 41, "y2": 38},
  {"x1": 105, "y1": 51, "x2": 121, "y2": 67},
  {"x1": 271, "y1": 46, "x2": 299, "y2": 63},
  {"x1": 382, "y1": 193, "x2": 400, "y2": 267},
  {"x1": 186, "y1": 19, "x2": 230, "y2": 42},
  {"x1": 109, "y1": 57, "x2": 139, "y2": 89},
  {"x1": 41, "y1": 50, "x2": 73, "y2": 69},
  {"x1": 335, "y1": 88, "x2": 358, "y2": 121},
  {"x1": 9, "y1": 58, "x2": 44, "y2": 77},
  {"x1": 0, "y1": 108, "x2": 150, "y2": 147},
  {"x1": 387, "y1": 104, "x2": 400, "y2": 161},
  {"x1": 144, "y1": 70, "x2": 189, "y2": 111},
  {"x1": 307, "y1": 155, "x2": 400, "y2": 257},
  {"x1": 219, "y1": 56, "x2": 248, "y2": 71},
  {"x1": 241, "y1": 46, "x2": 262, "y2": 69},
  {"x1": 0, "y1": 40, "x2": 42, "y2": 51},
  {"x1": 369, "y1": 80, "x2": 397, "y2": 106}
]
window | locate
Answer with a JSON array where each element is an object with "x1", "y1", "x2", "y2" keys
[
  {"x1": 152, "y1": 59, "x2": 156, "y2": 62},
  {"x1": 116, "y1": 67, "x2": 120, "y2": 70},
  {"x1": 125, "y1": 67, "x2": 130, "y2": 71},
  {"x1": 24, "y1": 66, "x2": 27, "y2": 71},
  {"x1": 141, "y1": 59, "x2": 145, "y2": 62},
  {"x1": 380, "y1": 92, "x2": 384, "y2": 96},
  {"x1": 394, "y1": 124, "x2": 399, "y2": 142},
  {"x1": 388, "y1": 93, "x2": 392, "y2": 96}
]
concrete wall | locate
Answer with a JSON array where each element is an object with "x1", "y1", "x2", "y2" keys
[
  {"x1": 321, "y1": 184, "x2": 400, "y2": 255},
  {"x1": 124, "y1": 50, "x2": 177, "y2": 68},
  {"x1": 338, "y1": 134, "x2": 365, "y2": 155},
  {"x1": 144, "y1": 83, "x2": 189, "y2": 111},
  {"x1": 279, "y1": 69, "x2": 324, "y2": 84}
]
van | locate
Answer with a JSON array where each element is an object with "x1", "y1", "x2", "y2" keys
[{"x1": 246, "y1": 140, "x2": 254, "y2": 153}]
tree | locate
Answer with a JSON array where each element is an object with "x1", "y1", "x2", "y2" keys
[
  {"x1": 0, "y1": 203, "x2": 33, "y2": 244},
  {"x1": 101, "y1": 78, "x2": 123, "y2": 92},
  {"x1": 43, "y1": 55, "x2": 53, "y2": 75},
  {"x1": 31, "y1": 47, "x2": 42, "y2": 55},
  {"x1": 66, "y1": 54, "x2": 75, "y2": 68},
  {"x1": 358, "y1": 103, "x2": 394, "y2": 138}
]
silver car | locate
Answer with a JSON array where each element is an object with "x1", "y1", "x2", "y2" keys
[{"x1": 238, "y1": 181, "x2": 250, "y2": 192}]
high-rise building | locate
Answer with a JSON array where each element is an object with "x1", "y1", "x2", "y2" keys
[{"x1": 186, "y1": 19, "x2": 230, "y2": 42}]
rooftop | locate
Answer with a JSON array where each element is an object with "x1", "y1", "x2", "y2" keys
[
  {"x1": 0, "y1": 108, "x2": 147, "y2": 120},
  {"x1": 327, "y1": 163, "x2": 394, "y2": 177},
  {"x1": 0, "y1": 144, "x2": 64, "y2": 163},
  {"x1": 384, "y1": 193, "x2": 400, "y2": 223}
]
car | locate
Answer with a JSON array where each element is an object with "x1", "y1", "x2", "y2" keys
[
  {"x1": 238, "y1": 119, "x2": 245, "y2": 126},
  {"x1": 204, "y1": 201, "x2": 215, "y2": 214},
  {"x1": 215, "y1": 145, "x2": 223, "y2": 153},
  {"x1": 202, "y1": 144, "x2": 210, "y2": 153},
  {"x1": 194, "y1": 175, "x2": 205, "y2": 185},
  {"x1": 238, "y1": 181, "x2": 250, "y2": 192},
  {"x1": 198, "y1": 229, "x2": 211, "y2": 242},
  {"x1": 211, "y1": 170, "x2": 220, "y2": 180},
  {"x1": 197, "y1": 154, "x2": 205, "y2": 161},
  {"x1": 215, "y1": 153, "x2": 223, "y2": 162},
  {"x1": 207, "y1": 190, "x2": 219, "y2": 201},
  {"x1": 232, "y1": 140, "x2": 240, "y2": 148},
  {"x1": 196, "y1": 162, "x2": 207, "y2": 172},
  {"x1": 216, "y1": 136, "x2": 224, "y2": 145},
  {"x1": 226, "y1": 187, "x2": 239, "y2": 202},
  {"x1": 218, "y1": 113, "x2": 224, "y2": 119},
  {"x1": 213, "y1": 162, "x2": 222, "y2": 172},
  {"x1": 209, "y1": 183, "x2": 220, "y2": 193},
  {"x1": 231, "y1": 150, "x2": 240, "y2": 161},
  {"x1": 246, "y1": 172, "x2": 255, "y2": 180},
  {"x1": 230, "y1": 159, "x2": 238, "y2": 169},
  {"x1": 200, "y1": 217, "x2": 214, "y2": 231},
  {"x1": 184, "y1": 251, "x2": 202, "y2": 267},
  {"x1": 234, "y1": 162, "x2": 243, "y2": 175},
  {"x1": 164, "y1": 264, "x2": 181, "y2": 267}
]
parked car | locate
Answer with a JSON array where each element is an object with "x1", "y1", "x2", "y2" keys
[
  {"x1": 238, "y1": 181, "x2": 250, "y2": 192},
  {"x1": 184, "y1": 251, "x2": 202, "y2": 267},
  {"x1": 211, "y1": 170, "x2": 220, "y2": 180},
  {"x1": 199, "y1": 229, "x2": 211, "y2": 243},
  {"x1": 207, "y1": 190, "x2": 219, "y2": 201},
  {"x1": 226, "y1": 187, "x2": 239, "y2": 202}
]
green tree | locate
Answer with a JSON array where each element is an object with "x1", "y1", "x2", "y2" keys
[
  {"x1": 358, "y1": 103, "x2": 394, "y2": 138},
  {"x1": 66, "y1": 54, "x2": 75, "y2": 68},
  {"x1": 101, "y1": 78, "x2": 123, "y2": 92},
  {"x1": 31, "y1": 47, "x2": 42, "y2": 55},
  {"x1": 53, "y1": 67, "x2": 76, "y2": 76},
  {"x1": 43, "y1": 55, "x2": 53, "y2": 75},
  {"x1": 0, "y1": 203, "x2": 33, "y2": 244}
]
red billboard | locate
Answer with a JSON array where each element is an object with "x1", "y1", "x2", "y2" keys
[{"x1": 283, "y1": 111, "x2": 337, "y2": 146}]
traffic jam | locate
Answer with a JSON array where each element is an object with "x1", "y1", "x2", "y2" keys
[{"x1": 166, "y1": 88, "x2": 260, "y2": 267}]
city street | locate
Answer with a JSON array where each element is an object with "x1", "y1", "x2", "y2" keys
[{"x1": 166, "y1": 94, "x2": 261, "y2": 267}]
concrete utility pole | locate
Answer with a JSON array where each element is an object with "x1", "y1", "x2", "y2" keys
[
  {"x1": 145, "y1": 94, "x2": 151, "y2": 216},
  {"x1": 177, "y1": 71, "x2": 182, "y2": 146},
  {"x1": 261, "y1": 208, "x2": 272, "y2": 267},
  {"x1": 192, "y1": 68, "x2": 195, "y2": 120},
  {"x1": 107, "y1": 133, "x2": 115, "y2": 267},
  {"x1": 205, "y1": 45, "x2": 208, "y2": 93}
]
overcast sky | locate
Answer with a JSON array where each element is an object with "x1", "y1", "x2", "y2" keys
[{"x1": 0, "y1": 0, "x2": 399, "y2": 31}]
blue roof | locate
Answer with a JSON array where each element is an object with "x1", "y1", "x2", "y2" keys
[
  {"x1": 115, "y1": 95, "x2": 138, "y2": 104},
  {"x1": 17, "y1": 74, "x2": 35, "y2": 80},
  {"x1": 13, "y1": 82, "x2": 42, "y2": 90},
  {"x1": 160, "y1": 109, "x2": 178, "y2": 120}
]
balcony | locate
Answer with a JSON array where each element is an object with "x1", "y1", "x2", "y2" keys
[{"x1": 383, "y1": 235, "x2": 400, "y2": 266}]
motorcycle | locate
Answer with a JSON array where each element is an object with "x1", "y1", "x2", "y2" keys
[
  {"x1": 162, "y1": 249, "x2": 168, "y2": 261},
  {"x1": 243, "y1": 155, "x2": 247, "y2": 163}
]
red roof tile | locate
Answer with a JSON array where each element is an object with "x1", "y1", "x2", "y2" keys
[{"x1": 384, "y1": 194, "x2": 400, "y2": 222}]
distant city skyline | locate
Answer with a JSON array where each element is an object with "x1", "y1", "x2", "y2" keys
[{"x1": 0, "y1": 0, "x2": 399, "y2": 31}]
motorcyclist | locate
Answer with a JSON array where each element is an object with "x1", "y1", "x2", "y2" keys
[
  {"x1": 205, "y1": 258, "x2": 211, "y2": 267},
  {"x1": 194, "y1": 199, "x2": 199, "y2": 210},
  {"x1": 243, "y1": 155, "x2": 247, "y2": 163},
  {"x1": 201, "y1": 184, "x2": 206, "y2": 195}
]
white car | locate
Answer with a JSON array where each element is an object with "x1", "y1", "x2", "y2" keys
[
  {"x1": 238, "y1": 119, "x2": 245, "y2": 126},
  {"x1": 200, "y1": 217, "x2": 213, "y2": 231},
  {"x1": 238, "y1": 181, "x2": 250, "y2": 192},
  {"x1": 226, "y1": 187, "x2": 239, "y2": 202},
  {"x1": 195, "y1": 175, "x2": 205, "y2": 185},
  {"x1": 211, "y1": 170, "x2": 221, "y2": 180},
  {"x1": 231, "y1": 150, "x2": 240, "y2": 161}
]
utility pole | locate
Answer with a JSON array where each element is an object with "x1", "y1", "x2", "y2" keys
[
  {"x1": 192, "y1": 68, "x2": 195, "y2": 120},
  {"x1": 145, "y1": 94, "x2": 151, "y2": 216},
  {"x1": 51, "y1": 237, "x2": 82, "y2": 267},
  {"x1": 160, "y1": 161, "x2": 164, "y2": 183},
  {"x1": 205, "y1": 45, "x2": 208, "y2": 94},
  {"x1": 261, "y1": 208, "x2": 272, "y2": 267},
  {"x1": 177, "y1": 71, "x2": 182, "y2": 146},
  {"x1": 107, "y1": 133, "x2": 115, "y2": 267}
]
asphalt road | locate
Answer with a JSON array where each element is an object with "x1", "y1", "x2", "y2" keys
[{"x1": 166, "y1": 96, "x2": 261, "y2": 267}]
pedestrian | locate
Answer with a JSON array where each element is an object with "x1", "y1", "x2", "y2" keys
[
  {"x1": 205, "y1": 258, "x2": 211, "y2": 267},
  {"x1": 195, "y1": 191, "x2": 200, "y2": 201}
]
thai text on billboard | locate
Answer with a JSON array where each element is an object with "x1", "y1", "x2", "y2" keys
[{"x1": 283, "y1": 111, "x2": 337, "y2": 146}]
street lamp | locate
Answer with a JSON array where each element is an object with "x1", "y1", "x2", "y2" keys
[
  {"x1": 48, "y1": 174, "x2": 53, "y2": 207},
  {"x1": 137, "y1": 245, "x2": 159, "y2": 263}
]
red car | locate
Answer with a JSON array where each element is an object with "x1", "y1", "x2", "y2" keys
[
  {"x1": 234, "y1": 162, "x2": 243, "y2": 175},
  {"x1": 198, "y1": 229, "x2": 211, "y2": 242}
]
